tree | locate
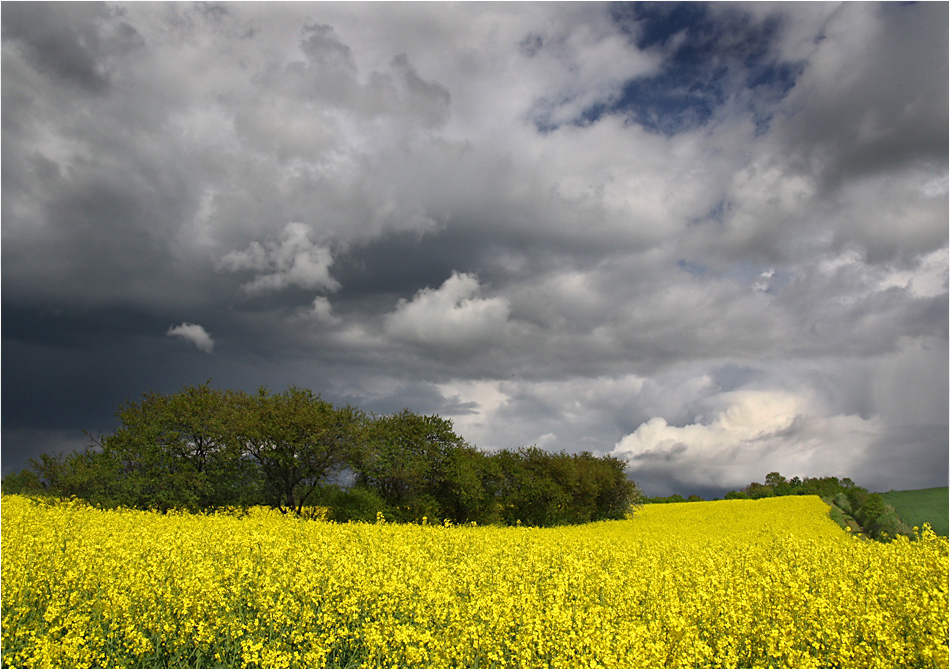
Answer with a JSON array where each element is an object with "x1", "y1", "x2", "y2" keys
[
  {"x1": 586, "y1": 453, "x2": 639, "y2": 520},
  {"x1": 45, "y1": 447, "x2": 123, "y2": 506},
  {"x1": 349, "y1": 410, "x2": 481, "y2": 523},
  {"x1": 800, "y1": 476, "x2": 841, "y2": 499},
  {"x1": 765, "y1": 472, "x2": 791, "y2": 496},
  {"x1": 644, "y1": 494, "x2": 687, "y2": 504},
  {"x1": 241, "y1": 386, "x2": 363, "y2": 516},
  {"x1": 845, "y1": 486, "x2": 869, "y2": 512},
  {"x1": 5, "y1": 381, "x2": 641, "y2": 526},
  {"x1": 744, "y1": 482, "x2": 775, "y2": 499},
  {"x1": 488, "y1": 448, "x2": 640, "y2": 526},
  {"x1": 493, "y1": 447, "x2": 569, "y2": 526},
  {"x1": 436, "y1": 444, "x2": 501, "y2": 524},
  {"x1": 100, "y1": 383, "x2": 253, "y2": 511},
  {"x1": 1, "y1": 466, "x2": 45, "y2": 496},
  {"x1": 857, "y1": 492, "x2": 887, "y2": 527}
]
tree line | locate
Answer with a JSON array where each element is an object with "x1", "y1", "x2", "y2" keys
[
  {"x1": 643, "y1": 472, "x2": 866, "y2": 504},
  {"x1": 1, "y1": 383, "x2": 641, "y2": 526}
]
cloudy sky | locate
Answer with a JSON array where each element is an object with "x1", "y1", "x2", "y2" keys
[{"x1": 3, "y1": 2, "x2": 947, "y2": 497}]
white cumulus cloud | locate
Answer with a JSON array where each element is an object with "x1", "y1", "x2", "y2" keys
[
  {"x1": 166, "y1": 322, "x2": 215, "y2": 353},
  {"x1": 219, "y1": 222, "x2": 340, "y2": 295},
  {"x1": 612, "y1": 390, "x2": 881, "y2": 494},
  {"x1": 384, "y1": 271, "x2": 514, "y2": 351}
]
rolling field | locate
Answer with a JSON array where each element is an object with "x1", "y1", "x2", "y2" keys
[
  {"x1": 881, "y1": 486, "x2": 949, "y2": 537},
  {"x1": 2, "y1": 494, "x2": 947, "y2": 669}
]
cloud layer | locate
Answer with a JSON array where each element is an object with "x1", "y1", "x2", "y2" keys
[{"x1": 3, "y1": 3, "x2": 947, "y2": 495}]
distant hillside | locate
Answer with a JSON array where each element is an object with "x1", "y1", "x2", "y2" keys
[{"x1": 881, "y1": 487, "x2": 948, "y2": 537}]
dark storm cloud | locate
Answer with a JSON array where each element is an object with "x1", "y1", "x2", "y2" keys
[
  {"x1": 1, "y1": 2, "x2": 121, "y2": 94},
  {"x1": 860, "y1": 424, "x2": 950, "y2": 493},
  {"x1": 2, "y1": 3, "x2": 946, "y2": 496},
  {"x1": 779, "y1": 2, "x2": 948, "y2": 190}
]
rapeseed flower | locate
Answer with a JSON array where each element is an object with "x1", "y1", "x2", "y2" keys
[{"x1": 1, "y1": 494, "x2": 946, "y2": 668}]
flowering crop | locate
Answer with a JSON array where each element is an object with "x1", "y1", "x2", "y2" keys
[{"x1": 2, "y1": 494, "x2": 947, "y2": 668}]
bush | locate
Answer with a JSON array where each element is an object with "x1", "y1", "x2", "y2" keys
[
  {"x1": 869, "y1": 510, "x2": 911, "y2": 542},
  {"x1": 0, "y1": 469, "x2": 45, "y2": 496},
  {"x1": 856, "y1": 493, "x2": 887, "y2": 528},
  {"x1": 845, "y1": 486, "x2": 869, "y2": 512},
  {"x1": 832, "y1": 492, "x2": 852, "y2": 515},
  {"x1": 644, "y1": 494, "x2": 687, "y2": 504},
  {"x1": 828, "y1": 505, "x2": 847, "y2": 529},
  {"x1": 313, "y1": 484, "x2": 391, "y2": 523}
]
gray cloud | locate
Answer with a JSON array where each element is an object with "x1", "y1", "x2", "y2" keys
[
  {"x1": 2, "y1": 3, "x2": 946, "y2": 496},
  {"x1": 1, "y1": 2, "x2": 129, "y2": 94},
  {"x1": 779, "y1": 3, "x2": 948, "y2": 187}
]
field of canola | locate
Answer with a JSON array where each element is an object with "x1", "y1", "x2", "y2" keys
[{"x1": 2, "y1": 493, "x2": 947, "y2": 669}]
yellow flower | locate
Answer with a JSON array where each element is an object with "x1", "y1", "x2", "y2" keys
[{"x1": 2, "y1": 494, "x2": 946, "y2": 669}]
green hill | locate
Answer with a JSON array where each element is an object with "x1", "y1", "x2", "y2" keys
[{"x1": 880, "y1": 487, "x2": 948, "y2": 537}]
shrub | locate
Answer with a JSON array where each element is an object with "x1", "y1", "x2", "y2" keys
[
  {"x1": 846, "y1": 486, "x2": 869, "y2": 511},
  {"x1": 314, "y1": 484, "x2": 392, "y2": 523},
  {"x1": 832, "y1": 492, "x2": 852, "y2": 515},
  {"x1": 856, "y1": 493, "x2": 887, "y2": 528},
  {"x1": 869, "y1": 510, "x2": 911, "y2": 542}
]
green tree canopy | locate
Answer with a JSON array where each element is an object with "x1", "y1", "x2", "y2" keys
[
  {"x1": 3, "y1": 382, "x2": 643, "y2": 527},
  {"x1": 240, "y1": 386, "x2": 363, "y2": 516}
]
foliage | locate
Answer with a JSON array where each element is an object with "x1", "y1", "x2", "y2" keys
[
  {"x1": 869, "y1": 510, "x2": 911, "y2": 541},
  {"x1": 492, "y1": 447, "x2": 637, "y2": 526},
  {"x1": 1, "y1": 383, "x2": 641, "y2": 527},
  {"x1": 311, "y1": 484, "x2": 392, "y2": 523},
  {"x1": 854, "y1": 493, "x2": 886, "y2": 527},
  {"x1": 17, "y1": 448, "x2": 124, "y2": 509},
  {"x1": 351, "y1": 410, "x2": 477, "y2": 524},
  {"x1": 3, "y1": 494, "x2": 947, "y2": 669},
  {"x1": 644, "y1": 494, "x2": 688, "y2": 504},
  {"x1": 822, "y1": 485, "x2": 925, "y2": 542},
  {"x1": 240, "y1": 386, "x2": 363, "y2": 516},
  {"x1": 96, "y1": 384, "x2": 255, "y2": 511},
  {"x1": 832, "y1": 492, "x2": 852, "y2": 515},
  {"x1": 0, "y1": 468, "x2": 44, "y2": 496},
  {"x1": 725, "y1": 473, "x2": 861, "y2": 501}
]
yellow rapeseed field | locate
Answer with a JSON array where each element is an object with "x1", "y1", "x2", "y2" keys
[{"x1": 2, "y1": 494, "x2": 947, "y2": 669}]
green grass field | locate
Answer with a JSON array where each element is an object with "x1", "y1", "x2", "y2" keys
[{"x1": 881, "y1": 487, "x2": 949, "y2": 537}]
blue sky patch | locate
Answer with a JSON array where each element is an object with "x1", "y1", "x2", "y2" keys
[{"x1": 571, "y1": 2, "x2": 806, "y2": 135}]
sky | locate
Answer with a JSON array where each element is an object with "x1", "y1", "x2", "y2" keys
[{"x1": 2, "y1": 2, "x2": 948, "y2": 498}]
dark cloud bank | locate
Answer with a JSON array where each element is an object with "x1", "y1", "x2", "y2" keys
[{"x1": 3, "y1": 2, "x2": 947, "y2": 497}]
